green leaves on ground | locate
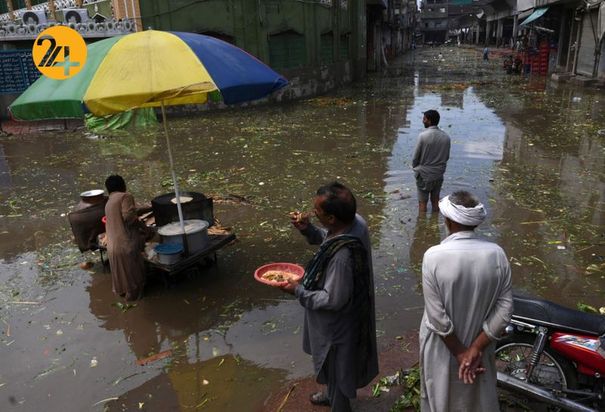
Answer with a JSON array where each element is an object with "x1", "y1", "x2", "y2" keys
[
  {"x1": 371, "y1": 366, "x2": 421, "y2": 411},
  {"x1": 390, "y1": 366, "x2": 421, "y2": 412},
  {"x1": 112, "y1": 302, "x2": 137, "y2": 312}
]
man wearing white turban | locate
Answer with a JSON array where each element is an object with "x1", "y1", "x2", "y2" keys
[{"x1": 419, "y1": 191, "x2": 513, "y2": 412}]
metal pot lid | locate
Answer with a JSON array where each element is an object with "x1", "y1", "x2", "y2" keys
[
  {"x1": 170, "y1": 196, "x2": 193, "y2": 204},
  {"x1": 158, "y1": 219, "x2": 209, "y2": 236},
  {"x1": 80, "y1": 189, "x2": 105, "y2": 198}
]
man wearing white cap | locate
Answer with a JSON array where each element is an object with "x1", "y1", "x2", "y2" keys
[{"x1": 419, "y1": 191, "x2": 513, "y2": 411}]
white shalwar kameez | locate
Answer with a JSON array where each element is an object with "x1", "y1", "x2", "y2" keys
[{"x1": 419, "y1": 230, "x2": 513, "y2": 412}]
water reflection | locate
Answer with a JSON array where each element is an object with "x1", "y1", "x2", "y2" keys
[
  {"x1": 409, "y1": 215, "x2": 442, "y2": 270},
  {"x1": 105, "y1": 356, "x2": 286, "y2": 412},
  {"x1": 372, "y1": 78, "x2": 508, "y2": 338}
]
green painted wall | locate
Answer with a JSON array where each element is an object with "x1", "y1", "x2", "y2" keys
[{"x1": 139, "y1": 0, "x2": 365, "y2": 73}]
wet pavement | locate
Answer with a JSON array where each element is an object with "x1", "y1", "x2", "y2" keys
[{"x1": 0, "y1": 46, "x2": 604, "y2": 411}]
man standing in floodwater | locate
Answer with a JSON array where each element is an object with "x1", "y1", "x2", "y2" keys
[
  {"x1": 282, "y1": 182, "x2": 378, "y2": 412},
  {"x1": 412, "y1": 110, "x2": 451, "y2": 213}
]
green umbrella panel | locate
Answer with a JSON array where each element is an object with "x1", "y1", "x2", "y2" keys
[{"x1": 9, "y1": 36, "x2": 123, "y2": 121}]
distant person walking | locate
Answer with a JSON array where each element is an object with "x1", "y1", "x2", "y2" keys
[
  {"x1": 483, "y1": 46, "x2": 490, "y2": 61},
  {"x1": 412, "y1": 110, "x2": 451, "y2": 213},
  {"x1": 419, "y1": 191, "x2": 513, "y2": 411}
]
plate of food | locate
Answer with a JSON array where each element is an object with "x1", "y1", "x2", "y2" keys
[{"x1": 254, "y1": 262, "x2": 305, "y2": 287}]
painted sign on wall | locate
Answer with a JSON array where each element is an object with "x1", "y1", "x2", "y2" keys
[{"x1": 0, "y1": 50, "x2": 41, "y2": 94}]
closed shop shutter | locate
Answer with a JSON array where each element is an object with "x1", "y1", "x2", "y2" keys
[
  {"x1": 321, "y1": 32, "x2": 334, "y2": 65},
  {"x1": 576, "y1": 10, "x2": 598, "y2": 76},
  {"x1": 340, "y1": 33, "x2": 351, "y2": 60},
  {"x1": 269, "y1": 31, "x2": 306, "y2": 70}
]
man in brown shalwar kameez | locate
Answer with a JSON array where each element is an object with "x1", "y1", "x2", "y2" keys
[{"x1": 104, "y1": 175, "x2": 150, "y2": 301}]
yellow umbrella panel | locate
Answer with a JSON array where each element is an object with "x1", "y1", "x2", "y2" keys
[{"x1": 84, "y1": 31, "x2": 218, "y2": 116}]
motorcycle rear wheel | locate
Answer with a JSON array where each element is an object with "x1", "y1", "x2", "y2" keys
[{"x1": 496, "y1": 333, "x2": 577, "y2": 411}]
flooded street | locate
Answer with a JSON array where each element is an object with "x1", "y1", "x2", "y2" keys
[{"x1": 1, "y1": 47, "x2": 604, "y2": 411}]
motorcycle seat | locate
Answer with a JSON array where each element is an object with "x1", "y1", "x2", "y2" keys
[{"x1": 513, "y1": 294, "x2": 605, "y2": 336}]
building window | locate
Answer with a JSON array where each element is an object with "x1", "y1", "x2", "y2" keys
[
  {"x1": 439, "y1": 8, "x2": 446, "y2": 13},
  {"x1": 269, "y1": 30, "x2": 306, "y2": 70},
  {"x1": 321, "y1": 32, "x2": 334, "y2": 65},
  {"x1": 339, "y1": 33, "x2": 350, "y2": 60}
]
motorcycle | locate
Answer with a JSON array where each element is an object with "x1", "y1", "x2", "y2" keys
[{"x1": 496, "y1": 295, "x2": 605, "y2": 411}]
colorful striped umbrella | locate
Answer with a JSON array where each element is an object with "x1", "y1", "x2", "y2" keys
[
  {"x1": 10, "y1": 30, "x2": 288, "y2": 120},
  {"x1": 10, "y1": 30, "x2": 288, "y2": 239}
]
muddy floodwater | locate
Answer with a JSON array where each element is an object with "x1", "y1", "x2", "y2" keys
[{"x1": 1, "y1": 47, "x2": 604, "y2": 411}]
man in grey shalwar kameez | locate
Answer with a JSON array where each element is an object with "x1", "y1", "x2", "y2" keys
[
  {"x1": 412, "y1": 109, "x2": 451, "y2": 214},
  {"x1": 282, "y1": 182, "x2": 379, "y2": 412},
  {"x1": 419, "y1": 191, "x2": 513, "y2": 411}
]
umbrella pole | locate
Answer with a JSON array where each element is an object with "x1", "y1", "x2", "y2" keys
[{"x1": 161, "y1": 102, "x2": 189, "y2": 254}]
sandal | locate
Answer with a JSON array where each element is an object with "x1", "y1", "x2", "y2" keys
[{"x1": 309, "y1": 391, "x2": 330, "y2": 407}]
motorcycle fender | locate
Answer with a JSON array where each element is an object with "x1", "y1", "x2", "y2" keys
[{"x1": 550, "y1": 332, "x2": 605, "y2": 375}]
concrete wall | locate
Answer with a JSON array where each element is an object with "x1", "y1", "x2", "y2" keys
[
  {"x1": 140, "y1": 0, "x2": 362, "y2": 70},
  {"x1": 256, "y1": 60, "x2": 353, "y2": 102}
]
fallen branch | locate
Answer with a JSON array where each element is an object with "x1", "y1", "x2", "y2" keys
[
  {"x1": 92, "y1": 397, "x2": 118, "y2": 407},
  {"x1": 277, "y1": 384, "x2": 297, "y2": 412},
  {"x1": 9, "y1": 301, "x2": 42, "y2": 305},
  {"x1": 136, "y1": 349, "x2": 172, "y2": 366}
]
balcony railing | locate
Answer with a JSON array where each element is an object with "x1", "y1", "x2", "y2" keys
[
  {"x1": 0, "y1": 0, "x2": 134, "y2": 41},
  {"x1": 0, "y1": 18, "x2": 135, "y2": 41}
]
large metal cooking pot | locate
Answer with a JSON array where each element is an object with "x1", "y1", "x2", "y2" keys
[
  {"x1": 157, "y1": 219, "x2": 209, "y2": 254},
  {"x1": 77, "y1": 189, "x2": 106, "y2": 210},
  {"x1": 151, "y1": 192, "x2": 213, "y2": 227}
]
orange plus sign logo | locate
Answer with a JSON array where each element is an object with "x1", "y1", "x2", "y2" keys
[{"x1": 33, "y1": 26, "x2": 87, "y2": 80}]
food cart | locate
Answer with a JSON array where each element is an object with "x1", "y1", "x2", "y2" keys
[{"x1": 68, "y1": 190, "x2": 236, "y2": 283}]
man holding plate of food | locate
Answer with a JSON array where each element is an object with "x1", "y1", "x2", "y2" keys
[{"x1": 281, "y1": 182, "x2": 379, "y2": 412}]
